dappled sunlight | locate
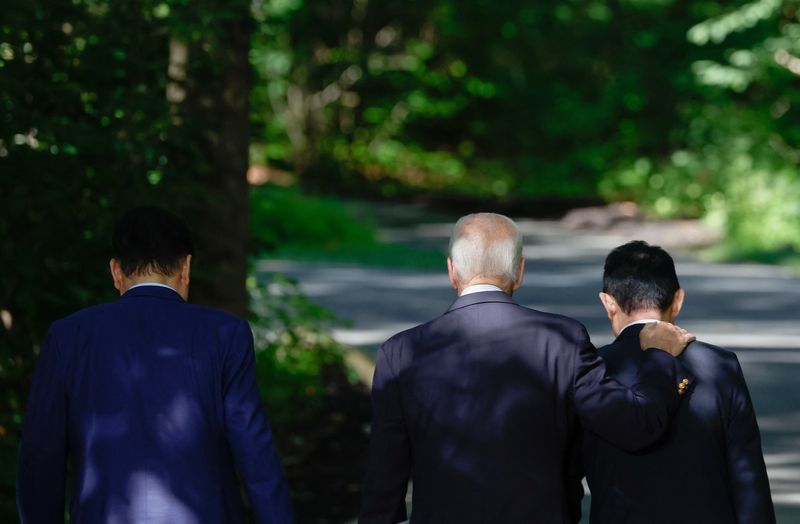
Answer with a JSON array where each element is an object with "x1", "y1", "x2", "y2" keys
[
  {"x1": 379, "y1": 222, "x2": 453, "y2": 244},
  {"x1": 332, "y1": 325, "x2": 416, "y2": 347},
  {"x1": 684, "y1": 277, "x2": 800, "y2": 294},
  {"x1": 262, "y1": 217, "x2": 800, "y2": 519},
  {"x1": 156, "y1": 346, "x2": 183, "y2": 357},
  {"x1": 256, "y1": 260, "x2": 449, "y2": 294},
  {"x1": 758, "y1": 412, "x2": 800, "y2": 433},
  {"x1": 676, "y1": 261, "x2": 798, "y2": 280},
  {"x1": 522, "y1": 240, "x2": 620, "y2": 261},
  {"x1": 765, "y1": 447, "x2": 800, "y2": 507},
  {"x1": 734, "y1": 349, "x2": 800, "y2": 361},
  {"x1": 156, "y1": 394, "x2": 201, "y2": 447},
  {"x1": 108, "y1": 472, "x2": 199, "y2": 524},
  {"x1": 520, "y1": 269, "x2": 599, "y2": 288},
  {"x1": 694, "y1": 335, "x2": 800, "y2": 351},
  {"x1": 774, "y1": 493, "x2": 800, "y2": 506},
  {"x1": 8, "y1": 0, "x2": 800, "y2": 521},
  {"x1": 300, "y1": 273, "x2": 448, "y2": 295}
]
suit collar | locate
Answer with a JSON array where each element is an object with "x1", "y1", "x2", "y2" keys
[
  {"x1": 446, "y1": 290, "x2": 516, "y2": 313},
  {"x1": 121, "y1": 284, "x2": 185, "y2": 302},
  {"x1": 618, "y1": 322, "x2": 647, "y2": 341},
  {"x1": 617, "y1": 321, "x2": 697, "y2": 388}
]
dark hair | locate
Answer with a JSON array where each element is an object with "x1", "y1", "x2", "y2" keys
[
  {"x1": 602, "y1": 240, "x2": 680, "y2": 314},
  {"x1": 112, "y1": 206, "x2": 194, "y2": 277}
]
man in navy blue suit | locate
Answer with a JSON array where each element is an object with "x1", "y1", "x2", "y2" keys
[
  {"x1": 359, "y1": 213, "x2": 694, "y2": 524},
  {"x1": 17, "y1": 206, "x2": 293, "y2": 524},
  {"x1": 583, "y1": 240, "x2": 775, "y2": 524}
]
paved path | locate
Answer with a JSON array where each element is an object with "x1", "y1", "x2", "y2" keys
[{"x1": 255, "y1": 219, "x2": 800, "y2": 522}]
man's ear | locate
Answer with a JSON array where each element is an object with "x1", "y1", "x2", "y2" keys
[
  {"x1": 180, "y1": 254, "x2": 192, "y2": 286},
  {"x1": 668, "y1": 288, "x2": 685, "y2": 322},
  {"x1": 598, "y1": 292, "x2": 618, "y2": 321},
  {"x1": 446, "y1": 257, "x2": 459, "y2": 290},
  {"x1": 512, "y1": 258, "x2": 526, "y2": 290},
  {"x1": 109, "y1": 259, "x2": 124, "y2": 293}
]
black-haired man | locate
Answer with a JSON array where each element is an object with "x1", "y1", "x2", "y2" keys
[
  {"x1": 582, "y1": 240, "x2": 775, "y2": 524},
  {"x1": 17, "y1": 206, "x2": 293, "y2": 524}
]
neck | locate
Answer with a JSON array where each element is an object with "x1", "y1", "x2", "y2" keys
[
  {"x1": 458, "y1": 278, "x2": 512, "y2": 296},
  {"x1": 120, "y1": 273, "x2": 186, "y2": 300},
  {"x1": 613, "y1": 309, "x2": 669, "y2": 336}
]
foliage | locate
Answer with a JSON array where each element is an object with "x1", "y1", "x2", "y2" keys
[
  {"x1": 1, "y1": 1, "x2": 254, "y2": 521},
  {"x1": 0, "y1": 0, "x2": 253, "y2": 409},
  {"x1": 249, "y1": 0, "x2": 712, "y2": 199},
  {"x1": 250, "y1": 185, "x2": 377, "y2": 253},
  {"x1": 249, "y1": 0, "x2": 800, "y2": 259},
  {"x1": 248, "y1": 274, "x2": 346, "y2": 425},
  {"x1": 600, "y1": 0, "x2": 800, "y2": 255},
  {"x1": 4, "y1": 0, "x2": 800, "y2": 521},
  {"x1": 250, "y1": 185, "x2": 445, "y2": 267},
  {"x1": 0, "y1": 6, "x2": 177, "y2": 515}
]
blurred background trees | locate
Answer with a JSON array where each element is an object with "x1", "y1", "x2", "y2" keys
[
  {"x1": 250, "y1": 0, "x2": 800, "y2": 256},
  {"x1": 2, "y1": 0, "x2": 800, "y2": 521}
]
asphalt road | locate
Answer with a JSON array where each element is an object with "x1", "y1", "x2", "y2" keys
[{"x1": 256, "y1": 218, "x2": 800, "y2": 522}]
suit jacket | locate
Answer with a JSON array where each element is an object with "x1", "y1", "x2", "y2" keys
[
  {"x1": 582, "y1": 323, "x2": 775, "y2": 524},
  {"x1": 359, "y1": 291, "x2": 684, "y2": 524},
  {"x1": 17, "y1": 285, "x2": 293, "y2": 524}
]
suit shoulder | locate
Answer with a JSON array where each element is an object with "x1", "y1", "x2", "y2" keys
[
  {"x1": 48, "y1": 299, "x2": 122, "y2": 333},
  {"x1": 533, "y1": 308, "x2": 587, "y2": 330},
  {"x1": 380, "y1": 321, "x2": 428, "y2": 352},
  {"x1": 521, "y1": 307, "x2": 590, "y2": 344},
  {"x1": 183, "y1": 303, "x2": 248, "y2": 329},
  {"x1": 180, "y1": 305, "x2": 253, "y2": 351},
  {"x1": 683, "y1": 339, "x2": 745, "y2": 381},
  {"x1": 686, "y1": 340, "x2": 739, "y2": 365},
  {"x1": 596, "y1": 338, "x2": 622, "y2": 357}
]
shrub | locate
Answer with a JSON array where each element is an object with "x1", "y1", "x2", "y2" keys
[
  {"x1": 248, "y1": 274, "x2": 347, "y2": 426},
  {"x1": 249, "y1": 185, "x2": 376, "y2": 255}
]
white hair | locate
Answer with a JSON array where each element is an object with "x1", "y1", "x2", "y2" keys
[{"x1": 448, "y1": 213, "x2": 523, "y2": 285}]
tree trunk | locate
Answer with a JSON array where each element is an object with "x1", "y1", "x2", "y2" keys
[{"x1": 170, "y1": 13, "x2": 253, "y2": 318}]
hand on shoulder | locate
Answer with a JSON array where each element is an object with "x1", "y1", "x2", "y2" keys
[{"x1": 639, "y1": 321, "x2": 695, "y2": 357}]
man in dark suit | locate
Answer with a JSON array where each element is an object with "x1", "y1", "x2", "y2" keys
[
  {"x1": 583, "y1": 240, "x2": 775, "y2": 524},
  {"x1": 359, "y1": 213, "x2": 694, "y2": 524},
  {"x1": 17, "y1": 206, "x2": 293, "y2": 524}
]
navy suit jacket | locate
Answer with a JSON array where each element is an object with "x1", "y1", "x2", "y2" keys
[
  {"x1": 582, "y1": 323, "x2": 775, "y2": 524},
  {"x1": 17, "y1": 285, "x2": 293, "y2": 524},
  {"x1": 359, "y1": 291, "x2": 684, "y2": 524}
]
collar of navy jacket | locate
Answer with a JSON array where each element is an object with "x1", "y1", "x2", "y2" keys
[
  {"x1": 121, "y1": 284, "x2": 185, "y2": 302},
  {"x1": 613, "y1": 321, "x2": 697, "y2": 392},
  {"x1": 446, "y1": 289, "x2": 515, "y2": 314}
]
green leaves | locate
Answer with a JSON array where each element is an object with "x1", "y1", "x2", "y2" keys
[{"x1": 687, "y1": 0, "x2": 782, "y2": 45}]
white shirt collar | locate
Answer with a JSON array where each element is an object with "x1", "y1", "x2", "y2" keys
[
  {"x1": 620, "y1": 318, "x2": 660, "y2": 334},
  {"x1": 129, "y1": 282, "x2": 178, "y2": 292},
  {"x1": 460, "y1": 284, "x2": 504, "y2": 296}
]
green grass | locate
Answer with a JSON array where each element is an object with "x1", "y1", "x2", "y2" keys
[
  {"x1": 264, "y1": 243, "x2": 445, "y2": 269},
  {"x1": 250, "y1": 185, "x2": 446, "y2": 270}
]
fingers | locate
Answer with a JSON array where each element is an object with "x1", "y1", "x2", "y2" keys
[
  {"x1": 639, "y1": 322, "x2": 695, "y2": 357},
  {"x1": 665, "y1": 323, "x2": 695, "y2": 343}
]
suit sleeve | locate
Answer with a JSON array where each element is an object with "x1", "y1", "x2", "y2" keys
[
  {"x1": 565, "y1": 431, "x2": 584, "y2": 524},
  {"x1": 572, "y1": 330, "x2": 682, "y2": 451},
  {"x1": 725, "y1": 356, "x2": 776, "y2": 524},
  {"x1": 17, "y1": 327, "x2": 68, "y2": 524},
  {"x1": 359, "y1": 344, "x2": 410, "y2": 524},
  {"x1": 223, "y1": 320, "x2": 293, "y2": 524}
]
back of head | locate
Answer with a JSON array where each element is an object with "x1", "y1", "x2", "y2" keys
[
  {"x1": 602, "y1": 240, "x2": 679, "y2": 314},
  {"x1": 449, "y1": 213, "x2": 523, "y2": 286},
  {"x1": 112, "y1": 206, "x2": 194, "y2": 277}
]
